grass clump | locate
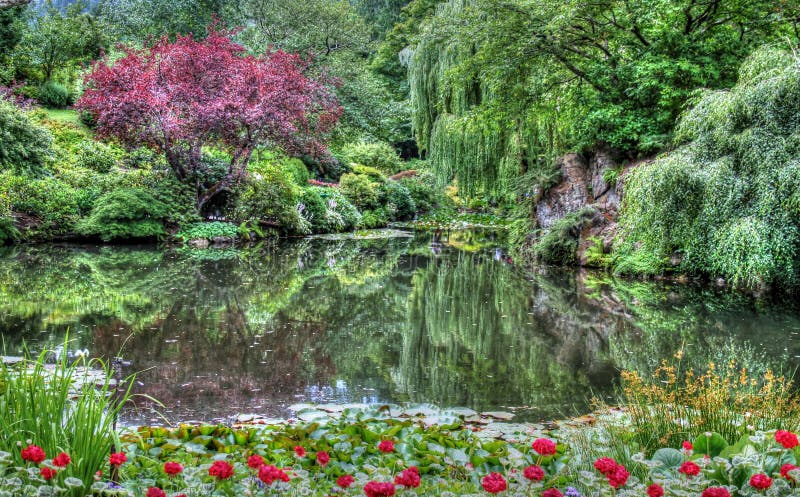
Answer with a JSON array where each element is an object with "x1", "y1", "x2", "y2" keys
[
  {"x1": 620, "y1": 358, "x2": 800, "y2": 455},
  {"x1": 0, "y1": 346, "x2": 135, "y2": 495}
]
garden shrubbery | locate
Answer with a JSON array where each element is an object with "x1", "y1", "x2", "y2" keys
[
  {"x1": 0, "y1": 100, "x2": 53, "y2": 175},
  {"x1": 75, "y1": 188, "x2": 170, "y2": 241},
  {"x1": 616, "y1": 47, "x2": 800, "y2": 289},
  {"x1": 339, "y1": 141, "x2": 403, "y2": 174}
]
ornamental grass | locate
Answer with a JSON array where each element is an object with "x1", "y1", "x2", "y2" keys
[{"x1": 621, "y1": 358, "x2": 800, "y2": 454}]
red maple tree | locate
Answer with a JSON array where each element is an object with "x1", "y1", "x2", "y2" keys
[{"x1": 77, "y1": 26, "x2": 341, "y2": 210}]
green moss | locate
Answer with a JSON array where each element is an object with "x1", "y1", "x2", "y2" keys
[{"x1": 533, "y1": 207, "x2": 596, "y2": 266}]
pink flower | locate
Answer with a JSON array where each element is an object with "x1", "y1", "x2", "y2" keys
[
  {"x1": 776, "y1": 430, "x2": 799, "y2": 449},
  {"x1": 294, "y1": 446, "x2": 306, "y2": 457},
  {"x1": 678, "y1": 460, "x2": 700, "y2": 477},
  {"x1": 316, "y1": 451, "x2": 330, "y2": 467},
  {"x1": 531, "y1": 438, "x2": 557, "y2": 456},
  {"x1": 682, "y1": 440, "x2": 693, "y2": 451},
  {"x1": 21, "y1": 445, "x2": 46, "y2": 464},
  {"x1": 52, "y1": 452, "x2": 70, "y2": 468},
  {"x1": 781, "y1": 463, "x2": 798, "y2": 480},
  {"x1": 363, "y1": 481, "x2": 396, "y2": 497},
  {"x1": 146, "y1": 488, "x2": 166, "y2": 497},
  {"x1": 608, "y1": 465, "x2": 630, "y2": 488},
  {"x1": 542, "y1": 490, "x2": 563, "y2": 497},
  {"x1": 40, "y1": 467, "x2": 57, "y2": 480},
  {"x1": 523, "y1": 465, "x2": 544, "y2": 481},
  {"x1": 164, "y1": 461, "x2": 183, "y2": 475},
  {"x1": 394, "y1": 466, "x2": 420, "y2": 488},
  {"x1": 701, "y1": 488, "x2": 731, "y2": 497},
  {"x1": 258, "y1": 465, "x2": 290, "y2": 485},
  {"x1": 647, "y1": 484, "x2": 665, "y2": 497},
  {"x1": 336, "y1": 474, "x2": 355, "y2": 488},
  {"x1": 593, "y1": 457, "x2": 618, "y2": 476},
  {"x1": 247, "y1": 454, "x2": 265, "y2": 469},
  {"x1": 481, "y1": 472, "x2": 507, "y2": 494},
  {"x1": 378, "y1": 440, "x2": 395, "y2": 453},
  {"x1": 109, "y1": 452, "x2": 127, "y2": 466},
  {"x1": 208, "y1": 460, "x2": 234, "y2": 480},
  {"x1": 750, "y1": 473, "x2": 772, "y2": 490}
]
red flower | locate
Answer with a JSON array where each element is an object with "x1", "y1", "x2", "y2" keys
[
  {"x1": 208, "y1": 460, "x2": 234, "y2": 480},
  {"x1": 21, "y1": 445, "x2": 46, "y2": 464},
  {"x1": 523, "y1": 465, "x2": 544, "y2": 481},
  {"x1": 40, "y1": 467, "x2": 57, "y2": 480},
  {"x1": 750, "y1": 473, "x2": 772, "y2": 490},
  {"x1": 701, "y1": 488, "x2": 731, "y2": 497},
  {"x1": 531, "y1": 438, "x2": 557, "y2": 456},
  {"x1": 647, "y1": 484, "x2": 665, "y2": 497},
  {"x1": 146, "y1": 488, "x2": 166, "y2": 497},
  {"x1": 593, "y1": 457, "x2": 618, "y2": 476},
  {"x1": 363, "y1": 481, "x2": 396, "y2": 497},
  {"x1": 109, "y1": 452, "x2": 127, "y2": 466},
  {"x1": 316, "y1": 451, "x2": 330, "y2": 467},
  {"x1": 678, "y1": 461, "x2": 701, "y2": 477},
  {"x1": 247, "y1": 454, "x2": 265, "y2": 469},
  {"x1": 394, "y1": 466, "x2": 420, "y2": 488},
  {"x1": 258, "y1": 465, "x2": 290, "y2": 485},
  {"x1": 337, "y1": 474, "x2": 355, "y2": 488},
  {"x1": 776, "y1": 430, "x2": 799, "y2": 449},
  {"x1": 781, "y1": 463, "x2": 798, "y2": 480},
  {"x1": 608, "y1": 465, "x2": 630, "y2": 488},
  {"x1": 52, "y1": 452, "x2": 70, "y2": 468},
  {"x1": 294, "y1": 446, "x2": 306, "y2": 458},
  {"x1": 378, "y1": 440, "x2": 395, "y2": 453},
  {"x1": 164, "y1": 461, "x2": 183, "y2": 475},
  {"x1": 682, "y1": 440, "x2": 693, "y2": 451},
  {"x1": 542, "y1": 490, "x2": 563, "y2": 497},
  {"x1": 481, "y1": 473, "x2": 507, "y2": 494}
]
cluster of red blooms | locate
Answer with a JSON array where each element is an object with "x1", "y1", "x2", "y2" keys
[
  {"x1": 208, "y1": 460, "x2": 234, "y2": 479},
  {"x1": 363, "y1": 480, "x2": 396, "y2": 497},
  {"x1": 378, "y1": 440, "x2": 395, "y2": 453},
  {"x1": 20, "y1": 445, "x2": 71, "y2": 481},
  {"x1": 678, "y1": 460, "x2": 701, "y2": 477},
  {"x1": 394, "y1": 466, "x2": 420, "y2": 487},
  {"x1": 593, "y1": 457, "x2": 630, "y2": 488},
  {"x1": 258, "y1": 464, "x2": 290, "y2": 484},
  {"x1": 781, "y1": 463, "x2": 799, "y2": 481},
  {"x1": 776, "y1": 430, "x2": 799, "y2": 449},
  {"x1": 481, "y1": 472, "x2": 508, "y2": 494},
  {"x1": 531, "y1": 438, "x2": 557, "y2": 456},
  {"x1": 523, "y1": 465, "x2": 544, "y2": 481}
]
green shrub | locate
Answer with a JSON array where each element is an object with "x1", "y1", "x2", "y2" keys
[
  {"x1": 37, "y1": 80, "x2": 72, "y2": 108},
  {"x1": 0, "y1": 173, "x2": 81, "y2": 234},
  {"x1": 380, "y1": 180, "x2": 416, "y2": 220},
  {"x1": 534, "y1": 207, "x2": 596, "y2": 265},
  {"x1": 340, "y1": 173, "x2": 380, "y2": 210},
  {"x1": 124, "y1": 147, "x2": 166, "y2": 170},
  {"x1": 584, "y1": 236, "x2": 611, "y2": 268},
  {"x1": 351, "y1": 164, "x2": 387, "y2": 182},
  {"x1": 358, "y1": 208, "x2": 389, "y2": 229},
  {"x1": 0, "y1": 217, "x2": 18, "y2": 244},
  {"x1": 281, "y1": 157, "x2": 310, "y2": 186},
  {"x1": 176, "y1": 221, "x2": 238, "y2": 241},
  {"x1": 0, "y1": 100, "x2": 53, "y2": 175},
  {"x1": 75, "y1": 188, "x2": 169, "y2": 241},
  {"x1": 73, "y1": 140, "x2": 119, "y2": 173},
  {"x1": 399, "y1": 172, "x2": 437, "y2": 213},
  {"x1": 317, "y1": 188, "x2": 361, "y2": 231},
  {"x1": 233, "y1": 166, "x2": 308, "y2": 235},
  {"x1": 617, "y1": 47, "x2": 800, "y2": 288},
  {"x1": 298, "y1": 187, "x2": 328, "y2": 233},
  {"x1": 147, "y1": 173, "x2": 199, "y2": 225},
  {"x1": 339, "y1": 141, "x2": 403, "y2": 174}
]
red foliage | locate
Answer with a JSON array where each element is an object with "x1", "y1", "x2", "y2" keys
[{"x1": 77, "y1": 25, "x2": 341, "y2": 209}]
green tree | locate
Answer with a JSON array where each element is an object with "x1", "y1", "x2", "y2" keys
[
  {"x1": 97, "y1": 0, "x2": 231, "y2": 41},
  {"x1": 0, "y1": 100, "x2": 53, "y2": 175},
  {"x1": 16, "y1": 0, "x2": 108, "y2": 82}
]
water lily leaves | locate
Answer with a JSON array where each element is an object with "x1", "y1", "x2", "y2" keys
[{"x1": 694, "y1": 432, "x2": 729, "y2": 458}]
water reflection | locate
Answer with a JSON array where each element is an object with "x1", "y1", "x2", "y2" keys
[{"x1": 0, "y1": 231, "x2": 798, "y2": 424}]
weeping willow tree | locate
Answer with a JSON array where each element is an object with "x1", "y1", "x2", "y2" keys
[{"x1": 406, "y1": 0, "x2": 575, "y2": 199}]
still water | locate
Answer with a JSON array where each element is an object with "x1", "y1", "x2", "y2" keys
[{"x1": 0, "y1": 230, "x2": 799, "y2": 424}]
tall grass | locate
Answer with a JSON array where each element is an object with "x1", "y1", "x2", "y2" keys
[
  {"x1": 620, "y1": 358, "x2": 800, "y2": 454},
  {"x1": 0, "y1": 346, "x2": 135, "y2": 494}
]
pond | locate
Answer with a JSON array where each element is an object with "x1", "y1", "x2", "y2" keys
[{"x1": 0, "y1": 230, "x2": 799, "y2": 425}]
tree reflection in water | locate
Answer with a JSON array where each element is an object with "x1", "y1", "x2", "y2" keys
[{"x1": 0, "y1": 232, "x2": 798, "y2": 424}]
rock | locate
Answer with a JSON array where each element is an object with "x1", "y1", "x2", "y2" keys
[
  {"x1": 188, "y1": 238, "x2": 209, "y2": 249},
  {"x1": 211, "y1": 236, "x2": 234, "y2": 246}
]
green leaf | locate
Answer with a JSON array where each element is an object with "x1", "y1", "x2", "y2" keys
[{"x1": 694, "y1": 432, "x2": 728, "y2": 458}]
